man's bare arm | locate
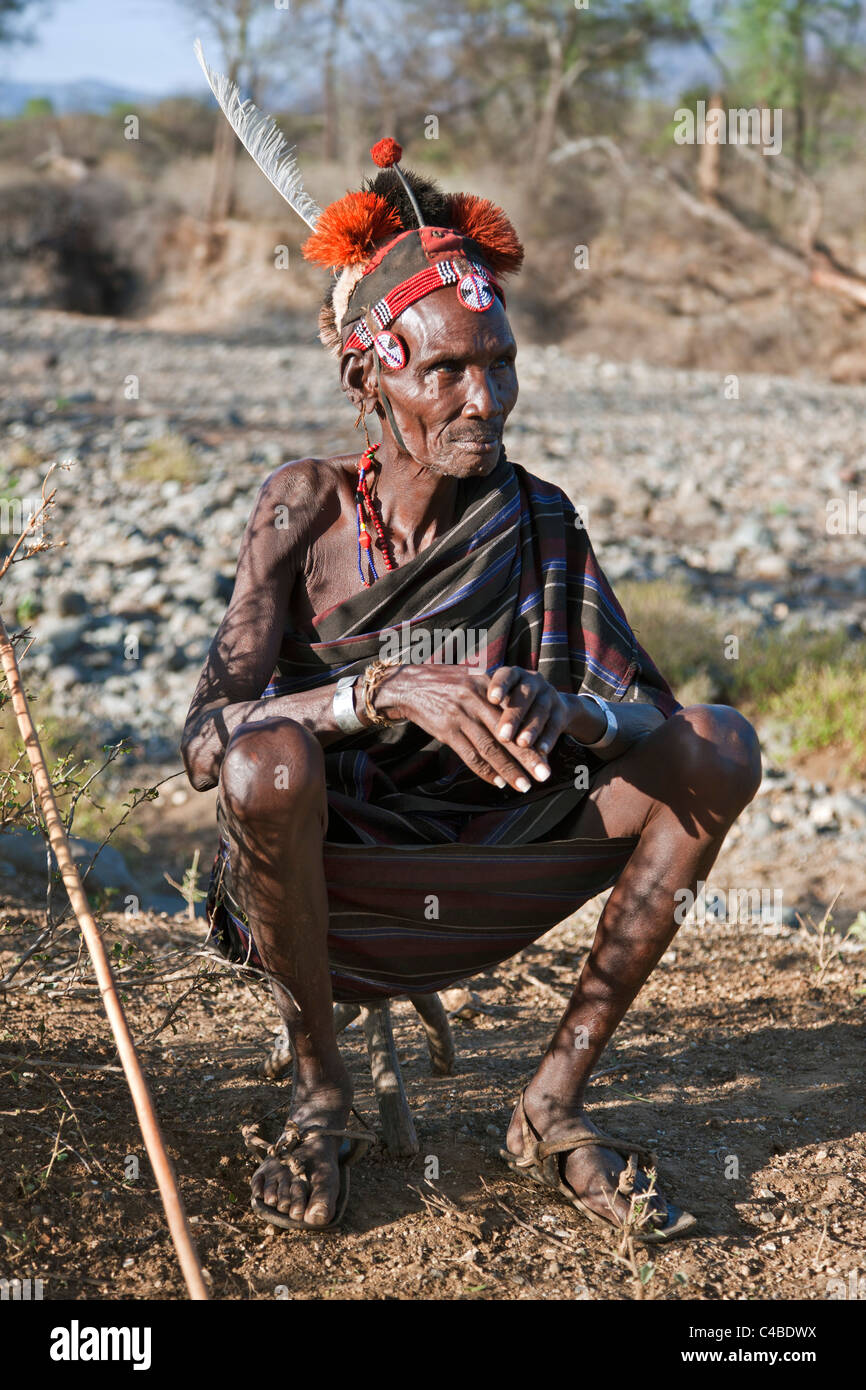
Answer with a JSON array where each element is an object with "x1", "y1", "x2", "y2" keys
[{"x1": 180, "y1": 464, "x2": 358, "y2": 792}]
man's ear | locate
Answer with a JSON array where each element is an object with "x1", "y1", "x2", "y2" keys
[{"x1": 340, "y1": 348, "x2": 378, "y2": 410}]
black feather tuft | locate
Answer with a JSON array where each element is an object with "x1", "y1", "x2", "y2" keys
[{"x1": 362, "y1": 168, "x2": 450, "y2": 230}]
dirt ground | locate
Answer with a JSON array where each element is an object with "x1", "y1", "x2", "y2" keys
[{"x1": 1, "y1": 836, "x2": 863, "y2": 1303}]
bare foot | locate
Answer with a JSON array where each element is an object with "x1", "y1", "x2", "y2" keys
[
  {"x1": 251, "y1": 1076, "x2": 353, "y2": 1228},
  {"x1": 505, "y1": 1088, "x2": 672, "y2": 1234}
]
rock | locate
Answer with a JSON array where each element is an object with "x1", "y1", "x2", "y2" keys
[
  {"x1": 54, "y1": 589, "x2": 89, "y2": 617},
  {"x1": 33, "y1": 614, "x2": 88, "y2": 657},
  {"x1": 440, "y1": 987, "x2": 484, "y2": 1018},
  {"x1": 0, "y1": 829, "x2": 141, "y2": 896},
  {"x1": 832, "y1": 792, "x2": 866, "y2": 828},
  {"x1": 809, "y1": 797, "x2": 840, "y2": 829},
  {"x1": 754, "y1": 553, "x2": 790, "y2": 581},
  {"x1": 748, "y1": 810, "x2": 777, "y2": 838},
  {"x1": 731, "y1": 518, "x2": 773, "y2": 551},
  {"x1": 50, "y1": 663, "x2": 83, "y2": 693}
]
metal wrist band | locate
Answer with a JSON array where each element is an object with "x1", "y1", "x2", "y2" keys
[
  {"x1": 333, "y1": 674, "x2": 365, "y2": 734},
  {"x1": 580, "y1": 692, "x2": 619, "y2": 750}
]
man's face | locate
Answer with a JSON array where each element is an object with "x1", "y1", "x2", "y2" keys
[{"x1": 366, "y1": 286, "x2": 518, "y2": 477}]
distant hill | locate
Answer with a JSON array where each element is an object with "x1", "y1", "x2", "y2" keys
[{"x1": 0, "y1": 79, "x2": 170, "y2": 118}]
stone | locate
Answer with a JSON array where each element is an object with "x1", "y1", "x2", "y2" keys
[
  {"x1": 748, "y1": 810, "x2": 777, "y2": 838},
  {"x1": 754, "y1": 553, "x2": 790, "y2": 582},
  {"x1": 440, "y1": 987, "x2": 484, "y2": 1018},
  {"x1": 54, "y1": 589, "x2": 89, "y2": 617},
  {"x1": 809, "y1": 798, "x2": 839, "y2": 829},
  {"x1": 0, "y1": 829, "x2": 141, "y2": 896},
  {"x1": 50, "y1": 663, "x2": 83, "y2": 693},
  {"x1": 33, "y1": 615, "x2": 88, "y2": 657}
]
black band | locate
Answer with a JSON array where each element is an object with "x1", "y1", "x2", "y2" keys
[{"x1": 375, "y1": 351, "x2": 409, "y2": 455}]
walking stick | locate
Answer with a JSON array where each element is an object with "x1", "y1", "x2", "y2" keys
[{"x1": 0, "y1": 613, "x2": 209, "y2": 1301}]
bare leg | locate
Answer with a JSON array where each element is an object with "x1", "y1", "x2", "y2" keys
[
  {"x1": 219, "y1": 716, "x2": 351, "y2": 1227},
  {"x1": 506, "y1": 704, "x2": 763, "y2": 1229}
]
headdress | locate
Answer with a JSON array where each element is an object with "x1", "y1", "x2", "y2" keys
[{"x1": 195, "y1": 41, "x2": 524, "y2": 582}]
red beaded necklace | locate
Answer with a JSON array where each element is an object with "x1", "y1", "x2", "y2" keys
[{"x1": 355, "y1": 442, "x2": 396, "y2": 586}]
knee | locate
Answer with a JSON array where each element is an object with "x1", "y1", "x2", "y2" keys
[
  {"x1": 664, "y1": 703, "x2": 763, "y2": 813},
  {"x1": 219, "y1": 717, "x2": 326, "y2": 825}
]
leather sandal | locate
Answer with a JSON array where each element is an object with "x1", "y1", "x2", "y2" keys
[
  {"x1": 244, "y1": 1119, "x2": 374, "y2": 1233},
  {"x1": 499, "y1": 1090, "x2": 696, "y2": 1243}
]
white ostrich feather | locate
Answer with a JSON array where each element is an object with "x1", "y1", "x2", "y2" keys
[{"x1": 194, "y1": 38, "x2": 321, "y2": 229}]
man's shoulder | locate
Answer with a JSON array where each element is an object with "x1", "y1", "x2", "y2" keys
[
  {"x1": 243, "y1": 455, "x2": 353, "y2": 561},
  {"x1": 259, "y1": 454, "x2": 351, "y2": 509}
]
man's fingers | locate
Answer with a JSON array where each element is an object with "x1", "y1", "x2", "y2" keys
[
  {"x1": 495, "y1": 680, "x2": 548, "y2": 743},
  {"x1": 487, "y1": 666, "x2": 521, "y2": 706},
  {"x1": 516, "y1": 699, "x2": 567, "y2": 752},
  {"x1": 508, "y1": 690, "x2": 556, "y2": 746},
  {"x1": 450, "y1": 731, "x2": 520, "y2": 789},
  {"x1": 463, "y1": 718, "x2": 550, "y2": 787},
  {"x1": 471, "y1": 695, "x2": 552, "y2": 780},
  {"x1": 452, "y1": 726, "x2": 546, "y2": 791}
]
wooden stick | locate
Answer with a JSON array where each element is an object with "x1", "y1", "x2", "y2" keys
[{"x1": 0, "y1": 614, "x2": 208, "y2": 1301}]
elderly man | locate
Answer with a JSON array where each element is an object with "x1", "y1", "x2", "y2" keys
[{"x1": 180, "y1": 104, "x2": 762, "y2": 1241}]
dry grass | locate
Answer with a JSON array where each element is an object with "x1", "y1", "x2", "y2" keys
[{"x1": 619, "y1": 578, "x2": 865, "y2": 766}]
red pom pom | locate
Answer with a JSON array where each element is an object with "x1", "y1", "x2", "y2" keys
[
  {"x1": 370, "y1": 137, "x2": 403, "y2": 169},
  {"x1": 359, "y1": 530, "x2": 372, "y2": 549}
]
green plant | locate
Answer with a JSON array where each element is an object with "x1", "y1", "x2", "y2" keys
[{"x1": 164, "y1": 849, "x2": 207, "y2": 920}]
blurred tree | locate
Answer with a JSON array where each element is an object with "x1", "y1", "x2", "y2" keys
[
  {"x1": 21, "y1": 94, "x2": 54, "y2": 116},
  {"x1": 177, "y1": 0, "x2": 277, "y2": 220},
  {"x1": 321, "y1": 0, "x2": 346, "y2": 160},
  {"x1": 457, "y1": 0, "x2": 702, "y2": 182},
  {"x1": 259, "y1": 0, "x2": 353, "y2": 161},
  {"x1": 723, "y1": 0, "x2": 865, "y2": 168},
  {"x1": 0, "y1": 0, "x2": 50, "y2": 46}
]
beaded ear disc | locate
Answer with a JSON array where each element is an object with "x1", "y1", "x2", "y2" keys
[{"x1": 373, "y1": 330, "x2": 407, "y2": 369}]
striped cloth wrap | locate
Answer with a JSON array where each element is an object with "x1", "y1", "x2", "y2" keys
[{"x1": 206, "y1": 450, "x2": 682, "y2": 1002}]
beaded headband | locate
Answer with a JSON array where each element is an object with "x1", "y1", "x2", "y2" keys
[{"x1": 193, "y1": 43, "x2": 524, "y2": 370}]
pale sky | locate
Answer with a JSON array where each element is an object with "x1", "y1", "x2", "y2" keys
[
  {"x1": 1, "y1": 0, "x2": 721, "y2": 101},
  {"x1": 2, "y1": 0, "x2": 213, "y2": 94}
]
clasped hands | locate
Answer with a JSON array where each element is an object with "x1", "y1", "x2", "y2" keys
[{"x1": 374, "y1": 663, "x2": 665, "y2": 793}]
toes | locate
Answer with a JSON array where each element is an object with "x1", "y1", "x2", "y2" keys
[
  {"x1": 304, "y1": 1173, "x2": 338, "y2": 1227},
  {"x1": 263, "y1": 1174, "x2": 282, "y2": 1207},
  {"x1": 288, "y1": 1179, "x2": 310, "y2": 1220},
  {"x1": 250, "y1": 1138, "x2": 343, "y2": 1226},
  {"x1": 251, "y1": 1160, "x2": 278, "y2": 1204}
]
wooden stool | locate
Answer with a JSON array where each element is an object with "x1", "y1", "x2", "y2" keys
[{"x1": 262, "y1": 994, "x2": 455, "y2": 1157}]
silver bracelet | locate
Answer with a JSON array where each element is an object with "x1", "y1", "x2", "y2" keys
[
  {"x1": 332, "y1": 674, "x2": 365, "y2": 734},
  {"x1": 580, "y1": 692, "x2": 619, "y2": 750}
]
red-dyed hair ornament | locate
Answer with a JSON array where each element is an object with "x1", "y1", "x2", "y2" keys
[
  {"x1": 301, "y1": 190, "x2": 402, "y2": 269},
  {"x1": 446, "y1": 193, "x2": 525, "y2": 276}
]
